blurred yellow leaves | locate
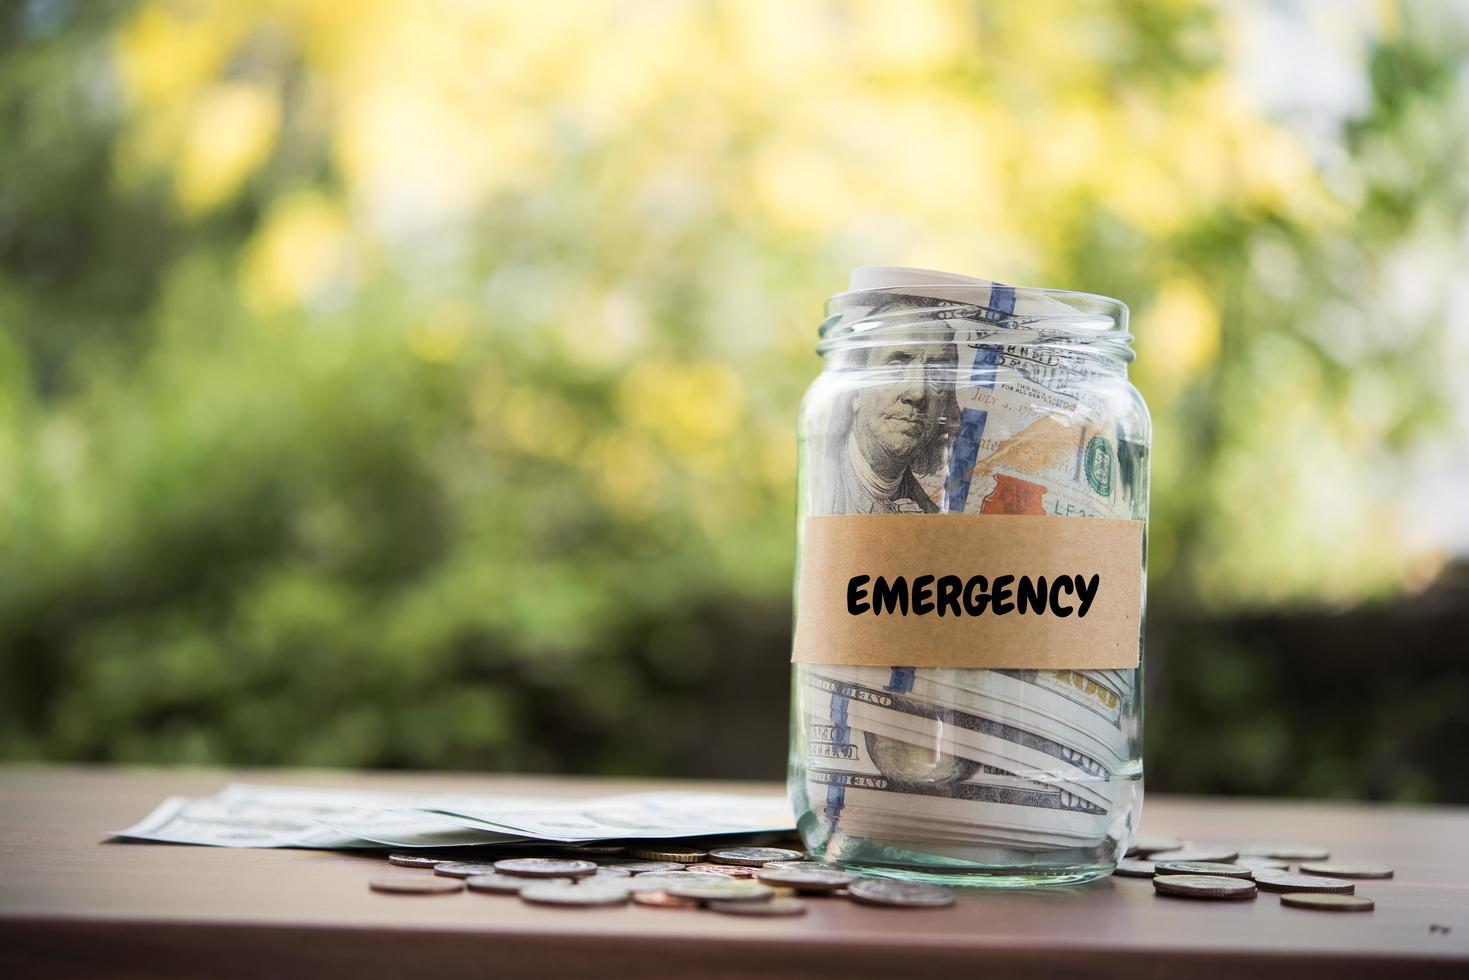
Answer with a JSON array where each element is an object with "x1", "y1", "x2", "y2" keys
[
  {"x1": 239, "y1": 191, "x2": 353, "y2": 315},
  {"x1": 617, "y1": 361, "x2": 745, "y2": 459},
  {"x1": 115, "y1": 1, "x2": 245, "y2": 106},
  {"x1": 1137, "y1": 275, "x2": 1221, "y2": 386},
  {"x1": 175, "y1": 82, "x2": 280, "y2": 214}
]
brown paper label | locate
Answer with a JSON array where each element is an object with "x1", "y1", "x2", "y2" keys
[{"x1": 792, "y1": 514, "x2": 1144, "y2": 669}]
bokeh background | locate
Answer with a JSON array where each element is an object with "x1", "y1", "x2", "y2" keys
[{"x1": 3, "y1": 0, "x2": 1466, "y2": 800}]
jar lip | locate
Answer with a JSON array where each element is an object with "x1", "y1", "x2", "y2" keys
[{"x1": 824, "y1": 283, "x2": 1130, "y2": 337}]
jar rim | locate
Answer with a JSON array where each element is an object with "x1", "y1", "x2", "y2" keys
[{"x1": 823, "y1": 283, "x2": 1129, "y2": 336}]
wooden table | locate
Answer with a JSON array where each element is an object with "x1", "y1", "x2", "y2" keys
[{"x1": 2, "y1": 766, "x2": 1466, "y2": 978}]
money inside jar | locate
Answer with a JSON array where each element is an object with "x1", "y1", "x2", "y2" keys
[{"x1": 789, "y1": 268, "x2": 1149, "y2": 886}]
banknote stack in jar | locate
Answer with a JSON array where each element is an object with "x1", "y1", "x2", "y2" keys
[{"x1": 794, "y1": 268, "x2": 1147, "y2": 866}]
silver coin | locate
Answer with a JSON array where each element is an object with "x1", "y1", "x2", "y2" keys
[
  {"x1": 433, "y1": 862, "x2": 503, "y2": 878},
  {"x1": 664, "y1": 879, "x2": 774, "y2": 903},
  {"x1": 593, "y1": 866, "x2": 632, "y2": 878},
  {"x1": 1280, "y1": 893, "x2": 1375, "y2": 912},
  {"x1": 708, "y1": 898, "x2": 808, "y2": 917},
  {"x1": 519, "y1": 881, "x2": 631, "y2": 906},
  {"x1": 708, "y1": 847, "x2": 805, "y2": 867},
  {"x1": 465, "y1": 873, "x2": 571, "y2": 894},
  {"x1": 1237, "y1": 857, "x2": 1290, "y2": 870},
  {"x1": 762, "y1": 861, "x2": 845, "y2": 872},
  {"x1": 1298, "y1": 862, "x2": 1393, "y2": 880},
  {"x1": 1113, "y1": 859, "x2": 1156, "y2": 878},
  {"x1": 621, "y1": 873, "x2": 721, "y2": 893},
  {"x1": 1250, "y1": 871, "x2": 1355, "y2": 894},
  {"x1": 1154, "y1": 862, "x2": 1254, "y2": 880},
  {"x1": 609, "y1": 861, "x2": 687, "y2": 875},
  {"x1": 388, "y1": 853, "x2": 458, "y2": 869},
  {"x1": 494, "y1": 858, "x2": 599, "y2": 878},
  {"x1": 562, "y1": 844, "x2": 625, "y2": 856},
  {"x1": 754, "y1": 866, "x2": 857, "y2": 890},
  {"x1": 1241, "y1": 844, "x2": 1330, "y2": 862},
  {"x1": 1152, "y1": 874, "x2": 1257, "y2": 900},
  {"x1": 848, "y1": 879, "x2": 956, "y2": 908},
  {"x1": 1144, "y1": 847, "x2": 1239, "y2": 864},
  {"x1": 1125, "y1": 836, "x2": 1184, "y2": 857},
  {"x1": 369, "y1": 874, "x2": 464, "y2": 895}
]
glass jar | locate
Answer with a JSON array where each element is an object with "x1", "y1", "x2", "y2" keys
[{"x1": 788, "y1": 268, "x2": 1149, "y2": 887}]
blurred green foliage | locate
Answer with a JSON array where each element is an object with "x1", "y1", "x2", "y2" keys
[{"x1": 0, "y1": 1, "x2": 1465, "y2": 790}]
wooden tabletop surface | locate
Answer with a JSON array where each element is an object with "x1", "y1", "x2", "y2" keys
[{"x1": 2, "y1": 766, "x2": 1467, "y2": 979}]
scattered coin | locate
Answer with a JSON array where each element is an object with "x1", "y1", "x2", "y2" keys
[
  {"x1": 1154, "y1": 862, "x2": 1254, "y2": 880},
  {"x1": 1126, "y1": 836, "x2": 1184, "y2": 857},
  {"x1": 593, "y1": 866, "x2": 632, "y2": 878},
  {"x1": 369, "y1": 874, "x2": 465, "y2": 895},
  {"x1": 1242, "y1": 844, "x2": 1330, "y2": 862},
  {"x1": 519, "y1": 881, "x2": 631, "y2": 907},
  {"x1": 1145, "y1": 847, "x2": 1239, "y2": 864},
  {"x1": 708, "y1": 847, "x2": 806, "y2": 867},
  {"x1": 621, "y1": 874, "x2": 715, "y2": 893},
  {"x1": 1113, "y1": 859, "x2": 1157, "y2": 878},
  {"x1": 466, "y1": 873, "x2": 570, "y2": 894},
  {"x1": 631, "y1": 890, "x2": 701, "y2": 909},
  {"x1": 1152, "y1": 875, "x2": 1257, "y2": 900},
  {"x1": 1250, "y1": 871, "x2": 1355, "y2": 894},
  {"x1": 762, "y1": 861, "x2": 845, "y2": 873},
  {"x1": 1281, "y1": 893, "x2": 1375, "y2": 912},
  {"x1": 609, "y1": 861, "x2": 687, "y2": 875},
  {"x1": 754, "y1": 866, "x2": 857, "y2": 891},
  {"x1": 562, "y1": 845, "x2": 625, "y2": 856},
  {"x1": 1237, "y1": 857, "x2": 1291, "y2": 870},
  {"x1": 494, "y1": 858, "x2": 599, "y2": 879},
  {"x1": 684, "y1": 863, "x2": 756, "y2": 877},
  {"x1": 433, "y1": 862, "x2": 504, "y2": 878},
  {"x1": 708, "y1": 898, "x2": 808, "y2": 917},
  {"x1": 847, "y1": 879, "x2": 956, "y2": 909},
  {"x1": 1298, "y1": 862, "x2": 1393, "y2": 880},
  {"x1": 387, "y1": 853, "x2": 456, "y2": 869},
  {"x1": 630, "y1": 848, "x2": 708, "y2": 863},
  {"x1": 665, "y1": 879, "x2": 774, "y2": 903}
]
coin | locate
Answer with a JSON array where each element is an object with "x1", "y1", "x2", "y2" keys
[
  {"x1": 1280, "y1": 893, "x2": 1375, "y2": 912},
  {"x1": 1113, "y1": 859, "x2": 1156, "y2": 878},
  {"x1": 631, "y1": 890, "x2": 701, "y2": 909},
  {"x1": 1298, "y1": 862, "x2": 1393, "y2": 879},
  {"x1": 847, "y1": 879, "x2": 956, "y2": 908},
  {"x1": 1237, "y1": 857, "x2": 1290, "y2": 870},
  {"x1": 609, "y1": 861, "x2": 687, "y2": 875},
  {"x1": 1145, "y1": 847, "x2": 1239, "y2": 864},
  {"x1": 763, "y1": 861, "x2": 845, "y2": 873},
  {"x1": 1250, "y1": 871, "x2": 1355, "y2": 894},
  {"x1": 1125, "y1": 836, "x2": 1184, "y2": 857},
  {"x1": 684, "y1": 863, "x2": 756, "y2": 877},
  {"x1": 388, "y1": 853, "x2": 457, "y2": 869},
  {"x1": 708, "y1": 847, "x2": 805, "y2": 867},
  {"x1": 466, "y1": 873, "x2": 571, "y2": 894},
  {"x1": 709, "y1": 898, "x2": 808, "y2": 917},
  {"x1": 754, "y1": 866, "x2": 858, "y2": 891},
  {"x1": 494, "y1": 858, "x2": 599, "y2": 878},
  {"x1": 563, "y1": 845, "x2": 625, "y2": 856},
  {"x1": 369, "y1": 874, "x2": 464, "y2": 895},
  {"x1": 593, "y1": 866, "x2": 632, "y2": 878},
  {"x1": 1241, "y1": 844, "x2": 1330, "y2": 861},
  {"x1": 1152, "y1": 875, "x2": 1257, "y2": 900},
  {"x1": 433, "y1": 862, "x2": 504, "y2": 878},
  {"x1": 630, "y1": 848, "x2": 708, "y2": 862},
  {"x1": 621, "y1": 874, "x2": 715, "y2": 893},
  {"x1": 519, "y1": 881, "x2": 630, "y2": 906},
  {"x1": 664, "y1": 879, "x2": 774, "y2": 903},
  {"x1": 1154, "y1": 862, "x2": 1254, "y2": 879}
]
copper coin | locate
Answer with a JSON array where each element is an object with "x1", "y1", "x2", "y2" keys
[
  {"x1": 1251, "y1": 871, "x2": 1354, "y2": 894},
  {"x1": 709, "y1": 898, "x2": 808, "y2": 917},
  {"x1": 1281, "y1": 893, "x2": 1375, "y2": 912},
  {"x1": 1113, "y1": 859, "x2": 1156, "y2": 878},
  {"x1": 685, "y1": 863, "x2": 755, "y2": 877},
  {"x1": 1154, "y1": 862, "x2": 1254, "y2": 880},
  {"x1": 1298, "y1": 862, "x2": 1393, "y2": 880},
  {"x1": 1152, "y1": 874, "x2": 1257, "y2": 900},
  {"x1": 369, "y1": 874, "x2": 464, "y2": 895},
  {"x1": 631, "y1": 890, "x2": 701, "y2": 909},
  {"x1": 494, "y1": 858, "x2": 598, "y2": 878}
]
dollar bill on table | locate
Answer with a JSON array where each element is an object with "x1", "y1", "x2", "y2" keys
[{"x1": 111, "y1": 784, "x2": 795, "y2": 849}]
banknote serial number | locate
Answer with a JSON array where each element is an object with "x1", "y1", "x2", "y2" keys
[{"x1": 846, "y1": 574, "x2": 1100, "y2": 618}]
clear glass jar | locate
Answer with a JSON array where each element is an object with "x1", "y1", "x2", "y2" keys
[{"x1": 788, "y1": 270, "x2": 1149, "y2": 887}]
